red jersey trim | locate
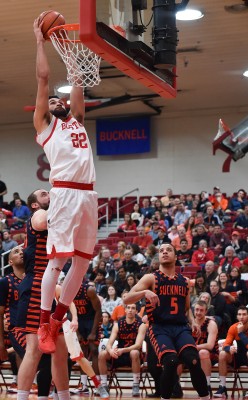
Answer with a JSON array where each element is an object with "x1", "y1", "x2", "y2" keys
[
  {"x1": 42, "y1": 118, "x2": 58, "y2": 147},
  {"x1": 47, "y1": 246, "x2": 92, "y2": 260},
  {"x1": 53, "y1": 181, "x2": 94, "y2": 191},
  {"x1": 71, "y1": 351, "x2": 84, "y2": 361}
]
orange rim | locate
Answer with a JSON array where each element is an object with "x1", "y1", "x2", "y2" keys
[{"x1": 48, "y1": 23, "x2": 80, "y2": 42}]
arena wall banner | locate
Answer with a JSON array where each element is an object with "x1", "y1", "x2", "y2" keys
[{"x1": 96, "y1": 116, "x2": 150, "y2": 155}]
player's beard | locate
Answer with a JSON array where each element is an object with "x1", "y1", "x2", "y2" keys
[
  {"x1": 51, "y1": 108, "x2": 68, "y2": 118},
  {"x1": 38, "y1": 201, "x2": 49, "y2": 211}
]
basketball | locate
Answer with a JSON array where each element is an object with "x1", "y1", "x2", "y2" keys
[{"x1": 38, "y1": 10, "x2": 65, "y2": 40}]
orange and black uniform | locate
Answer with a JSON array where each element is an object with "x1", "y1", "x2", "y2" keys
[
  {"x1": 146, "y1": 270, "x2": 209, "y2": 399},
  {"x1": 0, "y1": 273, "x2": 26, "y2": 357},
  {"x1": 223, "y1": 322, "x2": 248, "y2": 367},
  {"x1": 147, "y1": 270, "x2": 196, "y2": 362},
  {"x1": 16, "y1": 217, "x2": 48, "y2": 332},
  {"x1": 74, "y1": 283, "x2": 100, "y2": 344},
  {"x1": 192, "y1": 319, "x2": 219, "y2": 364},
  {"x1": 112, "y1": 315, "x2": 143, "y2": 367}
]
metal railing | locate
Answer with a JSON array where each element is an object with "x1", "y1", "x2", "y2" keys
[
  {"x1": 98, "y1": 202, "x2": 109, "y2": 236},
  {"x1": 116, "y1": 188, "x2": 139, "y2": 226}
]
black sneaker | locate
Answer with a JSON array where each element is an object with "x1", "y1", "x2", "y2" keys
[
  {"x1": 147, "y1": 392, "x2": 161, "y2": 398},
  {"x1": 171, "y1": 382, "x2": 183, "y2": 399},
  {"x1": 208, "y1": 385, "x2": 213, "y2": 399},
  {"x1": 213, "y1": 385, "x2": 228, "y2": 398}
]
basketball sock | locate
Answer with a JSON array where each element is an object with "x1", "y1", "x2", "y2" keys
[
  {"x1": 91, "y1": 375, "x2": 100, "y2": 388},
  {"x1": 133, "y1": 373, "x2": 140, "y2": 384},
  {"x1": 17, "y1": 390, "x2": 30, "y2": 400},
  {"x1": 52, "y1": 302, "x2": 68, "y2": 321},
  {"x1": 59, "y1": 256, "x2": 89, "y2": 307},
  {"x1": 206, "y1": 376, "x2": 211, "y2": 385},
  {"x1": 57, "y1": 390, "x2": 70, "y2": 400},
  {"x1": 40, "y1": 309, "x2": 51, "y2": 325},
  {"x1": 100, "y1": 375, "x2": 108, "y2": 385},
  {"x1": 81, "y1": 375, "x2": 88, "y2": 386},
  {"x1": 219, "y1": 376, "x2": 226, "y2": 386},
  {"x1": 41, "y1": 258, "x2": 67, "y2": 311}
]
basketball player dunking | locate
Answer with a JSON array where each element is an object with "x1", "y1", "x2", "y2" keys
[
  {"x1": 33, "y1": 19, "x2": 98, "y2": 355},
  {"x1": 124, "y1": 243, "x2": 210, "y2": 400}
]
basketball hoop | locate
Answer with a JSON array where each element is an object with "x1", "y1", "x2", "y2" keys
[{"x1": 48, "y1": 24, "x2": 101, "y2": 88}]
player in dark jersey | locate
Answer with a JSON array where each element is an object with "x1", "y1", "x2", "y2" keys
[
  {"x1": 0, "y1": 246, "x2": 25, "y2": 388},
  {"x1": 16, "y1": 189, "x2": 69, "y2": 400},
  {"x1": 98, "y1": 303, "x2": 147, "y2": 397},
  {"x1": 192, "y1": 300, "x2": 219, "y2": 398},
  {"x1": 73, "y1": 282, "x2": 102, "y2": 393},
  {"x1": 125, "y1": 243, "x2": 210, "y2": 400}
]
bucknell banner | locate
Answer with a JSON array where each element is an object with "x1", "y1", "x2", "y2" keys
[{"x1": 96, "y1": 117, "x2": 150, "y2": 155}]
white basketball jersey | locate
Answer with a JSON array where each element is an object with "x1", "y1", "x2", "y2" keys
[{"x1": 36, "y1": 115, "x2": 96, "y2": 184}]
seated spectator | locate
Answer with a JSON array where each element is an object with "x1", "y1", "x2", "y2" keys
[
  {"x1": 204, "y1": 261, "x2": 218, "y2": 287},
  {"x1": 229, "y1": 189, "x2": 247, "y2": 211},
  {"x1": 2, "y1": 230, "x2": 18, "y2": 252},
  {"x1": 235, "y1": 203, "x2": 248, "y2": 229},
  {"x1": 191, "y1": 240, "x2": 215, "y2": 268},
  {"x1": 147, "y1": 221, "x2": 160, "y2": 241},
  {"x1": 91, "y1": 245, "x2": 108, "y2": 269},
  {"x1": 11, "y1": 198, "x2": 30, "y2": 229},
  {"x1": 204, "y1": 206, "x2": 221, "y2": 227},
  {"x1": 113, "y1": 241, "x2": 126, "y2": 261},
  {"x1": 125, "y1": 274, "x2": 137, "y2": 292},
  {"x1": 149, "y1": 255, "x2": 160, "y2": 272},
  {"x1": 0, "y1": 210, "x2": 8, "y2": 234},
  {"x1": 154, "y1": 198, "x2": 163, "y2": 212},
  {"x1": 133, "y1": 226, "x2": 153, "y2": 250},
  {"x1": 130, "y1": 244, "x2": 147, "y2": 267},
  {"x1": 101, "y1": 311, "x2": 113, "y2": 339},
  {"x1": 94, "y1": 269, "x2": 107, "y2": 297},
  {"x1": 192, "y1": 300, "x2": 219, "y2": 397},
  {"x1": 218, "y1": 272, "x2": 238, "y2": 321},
  {"x1": 144, "y1": 244, "x2": 158, "y2": 266},
  {"x1": 209, "y1": 224, "x2": 230, "y2": 254},
  {"x1": 194, "y1": 211, "x2": 205, "y2": 226},
  {"x1": 198, "y1": 292, "x2": 215, "y2": 317},
  {"x1": 167, "y1": 225, "x2": 178, "y2": 241},
  {"x1": 115, "y1": 266, "x2": 128, "y2": 296},
  {"x1": 228, "y1": 267, "x2": 248, "y2": 305},
  {"x1": 102, "y1": 285, "x2": 122, "y2": 315},
  {"x1": 176, "y1": 239, "x2": 193, "y2": 267},
  {"x1": 100, "y1": 248, "x2": 114, "y2": 273},
  {"x1": 140, "y1": 198, "x2": 155, "y2": 219},
  {"x1": 98, "y1": 303, "x2": 147, "y2": 396},
  {"x1": 153, "y1": 226, "x2": 171, "y2": 248},
  {"x1": 161, "y1": 206, "x2": 173, "y2": 228},
  {"x1": 185, "y1": 193, "x2": 194, "y2": 210},
  {"x1": 111, "y1": 290, "x2": 129, "y2": 321},
  {"x1": 150, "y1": 196, "x2": 158, "y2": 209},
  {"x1": 217, "y1": 246, "x2": 241, "y2": 275},
  {"x1": 9, "y1": 192, "x2": 27, "y2": 211},
  {"x1": 131, "y1": 203, "x2": 144, "y2": 227},
  {"x1": 191, "y1": 272, "x2": 208, "y2": 299},
  {"x1": 169, "y1": 197, "x2": 181, "y2": 219},
  {"x1": 197, "y1": 191, "x2": 210, "y2": 213},
  {"x1": 150, "y1": 210, "x2": 167, "y2": 230},
  {"x1": 211, "y1": 190, "x2": 228, "y2": 213},
  {"x1": 192, "y1": 224, "x2": 210, "y2": 250},
  {"x1": 229, "y1": 231, "x2": 246, "y2": 255},
  {"x1": 172, "y1": 226, "x2": 192, "y2": 250},
  {"x1": 209, "y1": 280, "x2": 227, "y2": 328},
  {"x1": 184, "y1": 216, "x2": 196, "y2": 233},
  {"x1": 174, "y1": 202, "x2": 191, "y2": 226},
  {"x1": 118, "y1": 213, "x2": 137, "y2": 233},
  {"x1": 213, "y1": 306, "x2": 248, "y2": 398},
  {"x1": 160, "y1": 188, "x2": 173, "y2": 207}
]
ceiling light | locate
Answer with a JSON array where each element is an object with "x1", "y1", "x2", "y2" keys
[
  {"x1": 243, "y1": 70, "x2": 248, "y2": 78},
  {"x1": 176, "y1": 9, "x2": 204, "y2": 21},
  {"x1": 57, "y1": 85, "x2": 72, "y2": 94}
]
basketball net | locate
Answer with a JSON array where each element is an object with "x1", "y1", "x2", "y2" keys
[{"x1": 49, "y1": 26, "x2": 101, "y2": 88}]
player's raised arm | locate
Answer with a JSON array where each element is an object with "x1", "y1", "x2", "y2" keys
[
  {"x1": 124, "y1": 274, "x2": 159, "y2": 306},
  {"x1": 33, "y1": 18, "x2": 51, "y2": 134},
  {"x1": 70, "y1": 86, "x2": 85, "y2": 125}
]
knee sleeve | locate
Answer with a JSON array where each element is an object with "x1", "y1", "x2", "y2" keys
[
  {"x1": 180, "y1": 347, "x2": 208, "y2": 397},
  {"x1": 162, "y1": 352, "x2": 179, "y2": 369},
  {"x1": 160, "y1": 353, "x2": 179, "y2": 399}
]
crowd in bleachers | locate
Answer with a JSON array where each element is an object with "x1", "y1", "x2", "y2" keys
[{"x1": 1, "y1": 186, "x2": 248, "y2": 397}]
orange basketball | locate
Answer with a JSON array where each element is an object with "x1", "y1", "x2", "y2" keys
[{"x1": 38, "y1": 10, "x2": 65, "y2": 40}]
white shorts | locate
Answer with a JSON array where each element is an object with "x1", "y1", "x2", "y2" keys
[
  {"x1": 63, "y1": 319, "x2": 83, "y2": 361},
  {"x1": 47, "y1": 187, "x2": 98, "y2": 259}
]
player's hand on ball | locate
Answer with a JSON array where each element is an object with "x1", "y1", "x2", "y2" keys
[{"x1": 145, "y1": 290, "x2": 160, "y2": 307}]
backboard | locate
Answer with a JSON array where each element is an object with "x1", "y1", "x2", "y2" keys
[{"x1": 79, "y1": 0, "x2": 177, "y2": 99}]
